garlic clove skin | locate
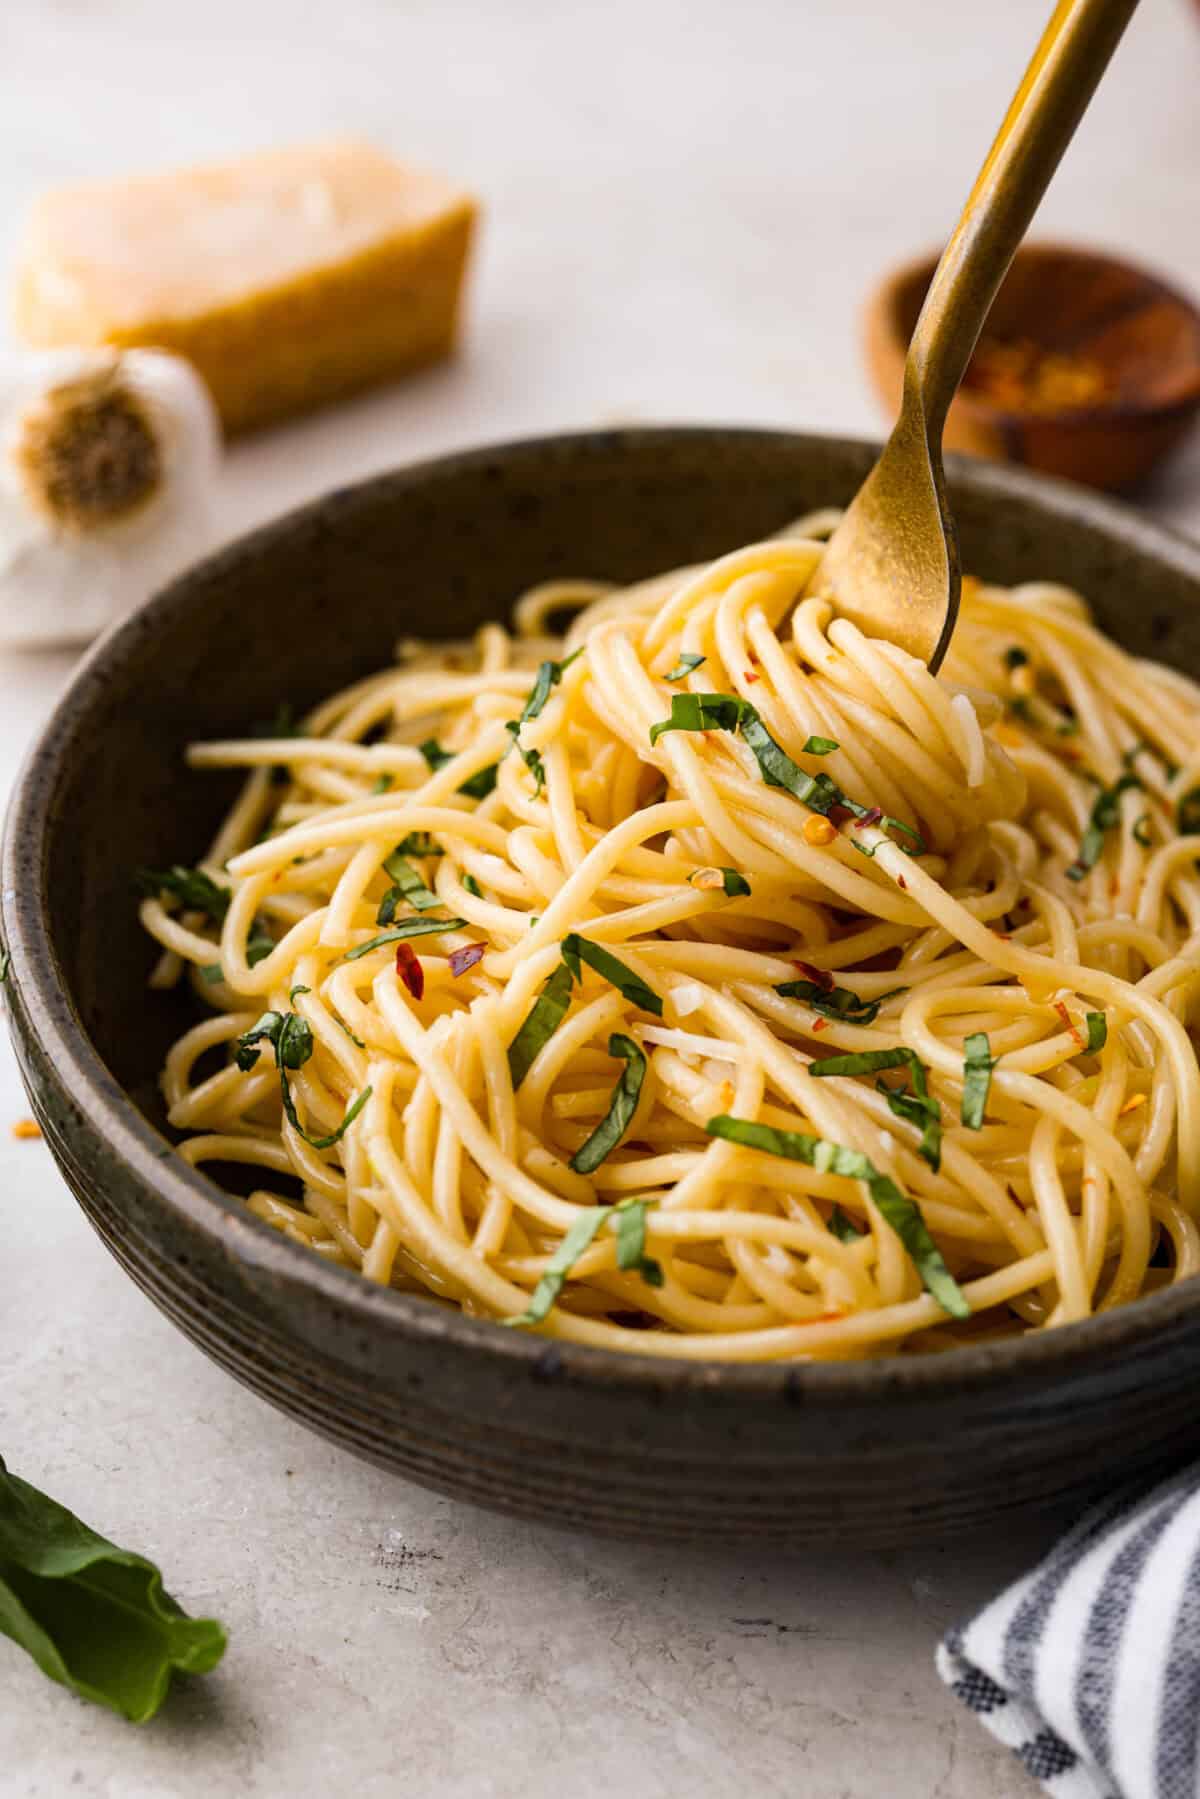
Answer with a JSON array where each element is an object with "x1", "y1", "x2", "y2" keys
[{"x1": 0, "y1": 348, "x2": 221, "y2": 648}]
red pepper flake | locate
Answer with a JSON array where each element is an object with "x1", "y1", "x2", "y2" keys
[
  {"x1": 993, "y1": 930, "x2": 1011, "y2": 941},
  {"x1": 744, "y1": 670, "x2": 759, "y2": 684},
  {"x1": 793, "y1": 959, "x2": 835, "y2": 990},
  {"x1": 1053, "y1": 999, "x2": 1083, "y2": 1045},
  {"x1": 815, "y1": 1309, "x2": 847, "y2": 1323},
  {"x1": 395, "y1": 942, "x2": 425, "y2": 1000},
  {"x1": 811, "y1": 1018, "x2": 828, "y2": 1033},
  {"x1": 853, "y1": 807, "x2": 883, "y2": 831},
  {"x1": 449, "y1": 942, "x2": 486, "y2": 978},
  {"x1": 897, "y1": 875, "x2": 908, "y2": 891},
  {"x1": 827, "y1": 802, "x2": 853, "y2": 827}
]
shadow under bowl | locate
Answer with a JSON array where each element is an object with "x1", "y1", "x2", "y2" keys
[
  {"x1": 5, "y1": 427, "x2": 1200, "y2": 1546},
  {"x1": 866, "y1": 242, "x2": 1200, "y2": 492}
]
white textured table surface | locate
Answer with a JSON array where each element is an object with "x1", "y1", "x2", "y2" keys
[{"x1": 1, "y1": 2, "x2": 1199, "y2": 1794}]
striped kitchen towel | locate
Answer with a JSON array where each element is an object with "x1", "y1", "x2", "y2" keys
[{"x1": 937, "y1": 1467, "x2": 1200, "y2": 1799}]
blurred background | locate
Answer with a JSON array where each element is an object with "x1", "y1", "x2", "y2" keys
[{"x1": 3, "y1": 0, "x2": 1198, "y2": 548}]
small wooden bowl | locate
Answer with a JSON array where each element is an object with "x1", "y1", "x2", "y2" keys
[{"x1": 866, "y1": 243, "x2": 1200, "y2": 491}]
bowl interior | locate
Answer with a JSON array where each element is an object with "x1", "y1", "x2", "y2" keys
[
  {"x1": 14, "y1": 426, "x2": 1200, "y2": 1301},
  {"x1": 887, "y1": 244, "x2": 1200, "y2": 415}
]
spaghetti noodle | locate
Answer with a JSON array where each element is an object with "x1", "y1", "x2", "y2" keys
[{"x1": 138, "y1": 514, "x2": 1200, "y2": 1360}]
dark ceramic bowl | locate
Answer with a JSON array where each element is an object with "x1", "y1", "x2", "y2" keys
[{"x1": 6, "y1": 429, "x2": 1200, "y2": 1547}]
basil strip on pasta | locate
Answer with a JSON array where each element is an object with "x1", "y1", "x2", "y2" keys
[
  {"x1": 802, "y1": 734, "x2": 839, "y2": 754},
  {"x1": 961, "y1": 1032, "x2": 996, "y2": 1129},
  {"x1": 419, "y1": 738, "x2": 499, "y2": 800},
  {"x1": 569, "y1": 1034, "x2": 646, "y2": 1174},
  {"x1": 1066, "y1": 772, "x2": 1142, "y2": 880},
  {"x1": 827, "y1": 1204, "x2": 864, "y2": 1244},
  {"x1": 810, "y1": 1047, "x2": 941, "y2": 1172},
  {"x1": 234, "y1": 1011, "x2": 371, "y2": 1150},
  {"x1": 560, "y1": 934, "x2": 664, "y2": 1016},
  {"x1": 343, "y1": 918, "x2": 466, "y2": 960},
  {"x1": 1085, "y1": 1012, "x2": 1107, "y2": 1053},
  {"x1": 377, "y1": 850, "x2": 441, "y2": 920},
  {"x1": 505, "y1": 1196, "x2": 661, "y2": 1326},
  {"x1": 135, "y1": 865, "x2": 229, "y2": 921},
  {"x1": 664, "y1": 652, "x2": 705, "y2": 681},
  {"x1": 507, "y1": 961, "x2": 575, "y2": 1088},
  {"x1": 775, "y1": 979, "x2": 905, "y2": 1026},
  {"x1": 705, "y1": 1115, "x2": 968, "y2": 1318}
]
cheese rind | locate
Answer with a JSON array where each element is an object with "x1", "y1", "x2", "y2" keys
[{"x1": 13, "y1": 141, "x2": 477, "y2": 435}]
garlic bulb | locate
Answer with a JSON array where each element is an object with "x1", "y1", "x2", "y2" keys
[{"x1": 0, "y1": 348, "x2": 220, "y2": 647}]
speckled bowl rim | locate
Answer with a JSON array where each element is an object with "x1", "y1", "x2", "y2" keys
[{"x1": 7, "y1": 425, "x2": 1200, "y2": 1406}]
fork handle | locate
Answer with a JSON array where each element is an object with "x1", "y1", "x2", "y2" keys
[{"x1": 909, "y1": 0, "x2": 1139, "y2": 435}]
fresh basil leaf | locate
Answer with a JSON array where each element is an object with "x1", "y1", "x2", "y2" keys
[
  {"x1": 370, "y1": 774, "x2": 393, "y2": 795},
  {"x1": 0, "y1": 1455, "x2": 226, "y2": 1722},
  {"x1": 135, "y1": 866, "x2": 230, "y2": 922},
  {"x1": 343, "y1": 918, "x2": 466, "y2": 961},
  {"x1": 1066, "y1": 772, "x2": 1143, "y2": 880},
  {"x1": 1132, "y1": 814, "x2": 1154, "y2": 847},
  {"x1": 200, "y1": 963, "x2": 223, "y2": 984},
  {"x1": 246, "y1": 924, "x2": 275, "y2": 967},
  {"x1": 612, "y1": 1198, "x2": 664, "y2": 1287},
  {"x1": 518, "y1": 652, "x2": 580, "y2": 725},
  {"x1": 395, "y1": 832, "x2": 440, "y2": 857},
  {"x1": 1085, "y1": 1011, "x2": 1107, "y2": 1053},
  {"x1": 504, "y1": 1208, "x2": 609, "y2": 1325},
  {"x1": 288, "y1": 1083, "x2": 373, "y2": 1151},
  {"x1": 289, "y1": 984, "x2": 312, "y2": 1002},
  {"x1": 335, "y1": 1017, "x2": 366, "y2": 1049},
  {"x1": 568, "y1": 1034, "x2": 646, "y2": 1174},
  {"x1": 802, "y1": 735, "x2": 839, "y2": 755},
  {"x1": 664, "y1": 652, "x2": 706, "y2": 682},
  {"x1": 560, "y1": 934, "x2": 664, "y2": 1017},
  {"x1": 705, "y1": 1115, "x2": 967, "y2": 1318},
  {"x1": 234, "y1": 1009, "x2": 368, "y2": 1148},
  {"x1": 827, "y1": 1203, "x2": 864, "y2": 1244},
  {"x1": 775, "y1": 980, "x2": 905, "y2": 1026},
  {"x1": 1004, "y1": 646, "x2": 1029, "y2": 670},
  {"x1": 961, "y1": 1031, "x2": 996, "y2": 1129},
  {"x1": 461, "y1": 873, "x2": 482, "y2": 898},
  {"x1": 810, "y1": 1045, "x2": 941, "y2": 1170},
  {"x1": 507, "y1": 962, "x2": 575, "y2": 1088},
  {"x1": 505, "y1": 719, "x2": 546, "y2": 796},
  {"x1": 648, "y1": 692, "x2": 749, "y2": 745},
  {"x1": 235, "y1": 1011, "x2": 287, "y2": 1072},
  {"x1": 419, "y1": 740, "x2": 499, "y2": 800},
  {"x1": 1177, "y1": 788, "x2": 1200, "y2": 838},
  {"x1": 379, "y1": 851, "x2": 441, "y2": 916},
  {"x1": 719, "y1": 868, "x2": 751, "y2": 897}
]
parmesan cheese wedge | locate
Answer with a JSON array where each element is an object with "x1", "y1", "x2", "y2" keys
[{"x1": 13, "y1": 140, "x2": 478, "y2": 436}]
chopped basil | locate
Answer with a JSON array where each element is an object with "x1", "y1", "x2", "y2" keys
[
  {"x1": 335, "y1": 1017, "x2": 366, "y2": 1049},
  {"x1": 135, "y1": 866, "x2": 229, "y2": 922},
  {"x1": 719, "y1": 868, "x2": 751, "y2": 897},
  {"x1": 377, "y1": 851, "x2": 441, "y2": 920},
  {"x1": 0, "y1": 1455, "x2": 226, "y2": 1721},
  {"x1": 504, "y1": 1194, "x2": 660, "y2": 1327},
  {"x1": 664, "y1": 652, "x2": 706, "y2": 682},
  {"x1": 613, "y1": 1198, "x2": 664, "y2": 1286},
  {"x1": 827, "y1": 1203, "x2": 865, "y2": 1244},
  {"x1": 961, "y1": 1031, "x2": 996, "y2": 1130},
  {"x1": 505, "y1": 719, "x2": 546, "y2": 796},
  {"x1": 419, "y1": 739, "x2": 499, "y2": 800},
  {"x1": 518, "y1": 650, "x2": 581, "y2": 724},
  {"x1": 1066, "y1": 772, "x2": 1142, "y2": 880},
  {"x1": 370, "y1": 774, "x2": 394, "y2": 795},
  {"x1": 234, "y1": 1010, "x2": 371, "y2": 1149},
  {"x1": 649, "y1": 692, "x2": 748, "y2": 744},
  {"x1": 569, "y1": 1034, "x2": 646, "y2": 1173},
  {"x1": 200, "y1": 964, "x2": 224, "y2": 984},
  {"x1": 395, "y1": 831, "x2": 440, "y2": 857},
  {"x1": 802, "y1": 735, "x2": 839, "y2": 755},
  {"x1": 811, "y1": 1046, "x2": 941, "y2": 1172},
  {"x1": 343, "y1": 918, "x2": 466, "y2": 960},
  {"x1": 507, "y1": 962, "x2": 575, "y2": 1088},
  {"x1": 246, "y1": 924, "x2": 275, "y2": 967},
  {"x1": 289, "y1": 984, "x2": 312, "y2": 1002},
  {"x1": 775, "y1": 979, "x2": 905, "y2": 1026},
  {"x1": 647, "y1": 694, "x2": 925, "y2": 852},
  {"x1": 705, "y1": 1115, "x2": 967, "y2": 1318},
  {"x1": 1178, "y1": 788, "x2": 1200, "y2": 838},
  {"x1": 561, "y1": 934, "x2": 664, "y2": 1016},
  {"x1": 1003, "y1": 646, "x2": 1029, "y2": 670},
  {"x1": 1132, "y1": 814, "x2": 1154, "y2": 847},
  {"x1": 461, "y1": 873, "x2": 482, "y2": 898},
  {"x1": 1085, "y1": 1012, "x2": 1107, "y2": 1053}
]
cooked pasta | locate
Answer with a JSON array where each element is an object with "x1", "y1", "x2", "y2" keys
[{"x1": 138, "y1": 512, "x2": 1200, "y2": 1361}]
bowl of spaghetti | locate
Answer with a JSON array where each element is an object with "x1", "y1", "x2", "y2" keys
[{"x1": 6, "y1": 427, "x2": 1200, "y2": 1544}]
